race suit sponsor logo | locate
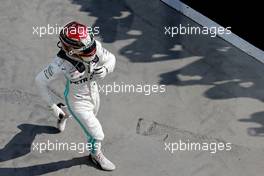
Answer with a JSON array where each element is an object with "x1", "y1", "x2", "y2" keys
[{"x1": 70, "y1": 77, "x2": 88, "y2": 84}]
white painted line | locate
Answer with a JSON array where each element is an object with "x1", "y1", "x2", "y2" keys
[{"x1": 161, "y1": 0, "x2": 264, "y2": 63}]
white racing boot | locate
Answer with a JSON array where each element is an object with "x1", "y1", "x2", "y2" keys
[
  {"x1": 56, "y1": 103, "x2": 69, "y2": 132},
  {"x1": 90, "y1": 141, "x2": 116, "y2": 171},
  {"x1": 91, "y1": 151, "x2": 116, "y2": 171}
]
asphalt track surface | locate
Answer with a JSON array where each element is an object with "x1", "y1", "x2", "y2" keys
[{"x1": 1, "y1": 0, "x2": 264, "y2": 176}]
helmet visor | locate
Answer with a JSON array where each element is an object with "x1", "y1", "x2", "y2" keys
[{"x1": 79, "y1": 40, "x2": 96, "y2": 57}]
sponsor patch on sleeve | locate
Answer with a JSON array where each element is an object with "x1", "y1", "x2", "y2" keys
[{"x1": 43, "y1": 65, "x2": 54, "y2": 79}]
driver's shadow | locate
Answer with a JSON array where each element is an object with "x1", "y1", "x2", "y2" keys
[
  {"x1": 0, "y1": 124, "x2": 59, "y2": 162},
  {"x1": 0, "y1": 156, "x2": 95, "y2": 176},
  {"x1": 0, "y1": 124, "x2": 96, "y2": 176}
]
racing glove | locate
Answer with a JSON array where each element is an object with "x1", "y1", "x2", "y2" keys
[
  {"x1": 93, "y1": 66, "x2": 108, "y2": 80},
  {"x1": 50, "y1": 103, "x2": 65, "y2": 119}
]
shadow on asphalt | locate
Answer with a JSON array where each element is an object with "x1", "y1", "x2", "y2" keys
[
  {"x1": 0, "y1": 124, "x2": 97, "y2": 175},
  {"x1": 71, "y1": 0, "x2": 188, "y2": 62},
  {"x1": 0, "y1": 124, "x2": 59, "y2": 162},
  {"x1": 0, "y1": 156, "x2": 96, "y2": 176},
  {"x1": 239, "y1": 112, "x2": 264, "y2": 137},
  {"x1": 70, "y1": 0, "x2": 264, "y2": 135}
]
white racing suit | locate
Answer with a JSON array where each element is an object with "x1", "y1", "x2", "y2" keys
[{"x1": 35, "y1": 41, "x2": 116, "y2": 154}]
